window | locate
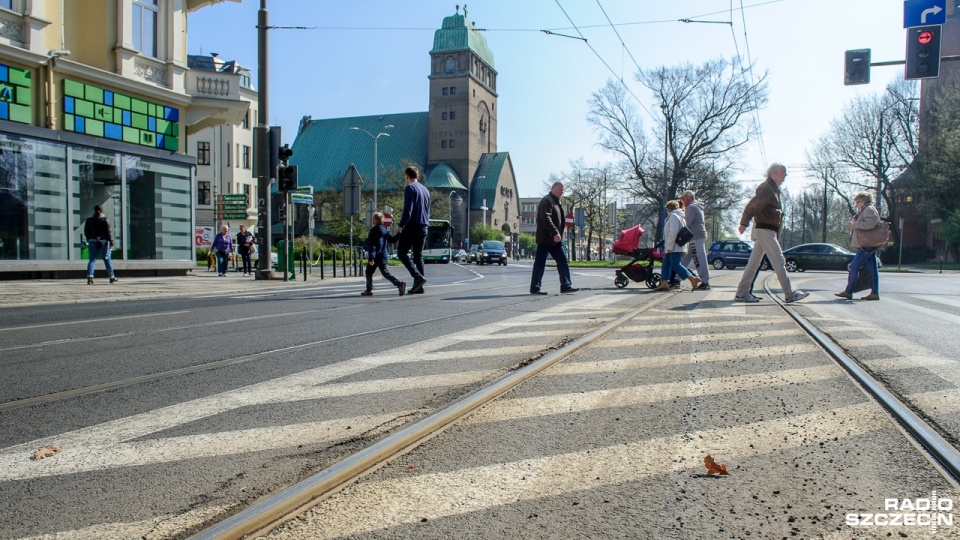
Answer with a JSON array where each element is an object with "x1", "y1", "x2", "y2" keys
[
  {"x1": 442, "y1": 112, "x2": 448, "y2": 121},
  {"x1": 242, "y1": 145, "x2": 251, "y2": 169},
  {"x1": 441, "y1": 140, "x2": 447, "y2": 149},
  {"x1": 197, "y1": 141, "x2": 210, "y2": 165},
  {"x1": 450, "y1": 86, "x2": 456, "y2": 95},
  {"x1": 444, "y1": 57, "x2": 456, "y2": 73},
  {"x1": 243, "y1": 183, "x2": 252, "y2": 206},
  {"x1": 450, "y1": 111, "x2": 456, "y2": 120},
  {"x1": 0, "y1": 0, "x2": 13, "y2": 10},
  {"x1": 241, "y1": 110, "x2": 249, "y2": 129},
  {"x1": 225, "y1": 143, "x2": 231, "y2": 167},
  {"x1": 449, "y1": 139, "x2": 456, "y2": 148},
  {"x1": 133, "y1": 0, "x2": 159, "y2": 58},
  {"x1": 125, "y1": 156, "x2": 192, "y2": 260},
  {"x1": 198, "y1": 180, "x2": 211, "y2": 205},
  {"x1": 442, "y1": 87, "x2": 448, "y2": 96}
]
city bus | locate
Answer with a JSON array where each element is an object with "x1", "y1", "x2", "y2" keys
[{"x1": 423, "y1": 219, "x2": 453, "y2": 263}]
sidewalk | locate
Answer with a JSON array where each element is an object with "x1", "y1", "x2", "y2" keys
[{"x1": 0, "y1": 269, "x2": 364, "y2": 308}]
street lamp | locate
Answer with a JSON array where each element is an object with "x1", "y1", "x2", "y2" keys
[
  {"x1": 659, "y1": 102, "x2": 670, "y2": 240},
  {"x1": 348, "y1": 124, "x2": 393, "y2": 211}
]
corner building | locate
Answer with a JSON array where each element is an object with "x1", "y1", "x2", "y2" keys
[{"x1": 291, "y1": 7, "x2": 520, "y2": 248}]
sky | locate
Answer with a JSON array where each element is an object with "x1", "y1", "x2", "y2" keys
[{"x1": 188, "y1": 0, "x2": 914, "y2": 200}]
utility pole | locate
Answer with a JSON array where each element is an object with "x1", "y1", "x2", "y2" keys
[{"x1": 253, "y1": 0, "x2": 275, "y2": 279}]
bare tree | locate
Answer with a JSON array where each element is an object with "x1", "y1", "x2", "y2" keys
[
  {"x1": 559, "y1": 160, "x2": 617, "y2": 260},
  {"x1": 588, "y1": 57, "x2": 768, "y2": 240}
]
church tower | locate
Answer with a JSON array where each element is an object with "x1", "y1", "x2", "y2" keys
[{"x1": 427, "y1": 5, "x2": 498, "y2": 188}]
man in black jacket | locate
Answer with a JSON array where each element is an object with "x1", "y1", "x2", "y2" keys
[
  {"x1": 83, "y1": 205, "x2": 118, "y2": 285},
  {"x1": 530, "y1": 182, "x2": 578, "y2": 295}
]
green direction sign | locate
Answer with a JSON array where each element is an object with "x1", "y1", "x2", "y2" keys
[
  {"x1": 216, "y1": 203, "x2": 247, "y2": 211},
  {"x1": 217, "y1": 212, "x2": 248, "y2": 220},
  {"x1": 291, "y1": 193, "x2": 312, "y2": 205},
  {"x1": 217, "y1": 194, "x2": 247, "y2": 202}
]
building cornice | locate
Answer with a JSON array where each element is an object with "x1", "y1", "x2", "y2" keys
[{"x1": 54, "y1": 58, "x2": 192, "y2": 108}]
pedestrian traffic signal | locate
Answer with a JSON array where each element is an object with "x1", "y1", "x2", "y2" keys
[
  {"x1": 905, "y1": 25, "x2": 941, "y2": 80},
  {"x1": 278, "y1": 165, "x2": 298, "y2": 192},
  {"x1": 844, "y1": 49, "x2": 871, "y2": 86}
]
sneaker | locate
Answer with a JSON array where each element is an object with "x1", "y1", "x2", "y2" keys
[
  {"x1": 860, "y1": 293, "x2": 880, "y2": 301},
  {"x1": 360, "y1": 290, "x2": 373, "y2": 296},
  {"x1": 410, "y1": 287, "x2": 425, "y2": 294},
  {"x1": 748, "y1": 294, "x2": 763, "y2": 301},
  {"x1": 560, "y1": 287, "x2": 579, "y2": 294},
  {"x1": 734, "y1": 295, "x2": 760, "y2": 303},
  {"x1": 834, "y1": 291, "x2": 852, "y2": 299},
  {"x1": 109, "y1": 277, "x2": 119, "y2": 284},
  {"x1": 530, "y1": 290, "x2": 548, "y2": 295},
  {"x1": 785, "y1": 290, "x2": 810, "y2": 303},
  {"x1": 398, "y1": 282, "x2": 406, "y2": 296},
  {"x1": 696, "y1": 282, "x2": 711, "y2": 290},
  {"x1": 86, "y1": 277, "x2": 94, "y2": 285},
  {"x1": 668, "y1": 281, "x2": 681, "y2": 289},
  {"x1": 410, "y1": 278, "x2": 426, "y2": 294}
]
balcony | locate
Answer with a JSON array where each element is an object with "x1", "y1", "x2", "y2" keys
[{"x1": 185, "y1": 69, "x2": 248, "y2": 134}]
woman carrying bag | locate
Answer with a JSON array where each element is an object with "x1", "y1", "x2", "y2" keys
[
  {"x1": 835, "y1": 191, "x2": 881, "y2": 301},
  {"x1": 655, "y1": 199, "x2": 701, "y2": 292}
]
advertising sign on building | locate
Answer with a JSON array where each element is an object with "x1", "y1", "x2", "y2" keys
[{"x1": 195, "y1": 226, "x2": 214, "y2": 247}]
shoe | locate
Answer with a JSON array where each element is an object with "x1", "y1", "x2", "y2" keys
[
  {"x1": 668, "y1": 281, "x2": 681, "y2": 289},
  {"x1": 785, "y1": 290, "x2": 809, "y2": 303},
  {"x1": 530, "y1": 290, "x2": 548, "y2": 295},
  {"x1": 410, "y1": 278, "x2": 426, "y2": 294},
  {"x1": 654, "y1": 282, "x2": 670, "y2": 292},
  {"x1": 360, "y1": 290, "x2": 373, "y2": 296},
  {"x1": 697, "y1": 283, "x2": 711, "y2": 290},
  {"x1": 398, "y1": 282, "x2": 406, "y2": 296},
  {"x1": 860, "y1": 293, "x2": 880, "y2": 301},
  {"x1": 748, "y1": 294, "x2": 763, "y2": 301},
  {"x1": 86, "y1": 277, "x2": 94, "y2": 285},
  {"x1": 561, "y1": 287, "x2": 579, "y2": 293},
  {"x1": 834, "y1": 291, "x2": 852, "y2": 299},
  {"x1": 109, "y1": 277, "x2": 119, "y2": 284},
  {"x1": 687, "y1": 276, "x2": 701, "y2": 291},
  {"x1": 734, "y1": 295, "x2": 760, "y2": 303}
]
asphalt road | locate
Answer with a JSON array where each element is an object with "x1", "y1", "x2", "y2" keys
[{"x1": 2, "y1": 264, "x2": 959, "y2": 538}]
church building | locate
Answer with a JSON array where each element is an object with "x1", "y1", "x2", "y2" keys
[{"x1": 289, "y1": 7, "x2": 520, "y2": 248}]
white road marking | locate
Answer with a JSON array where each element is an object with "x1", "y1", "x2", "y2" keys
[{"x1": 0, "y1": 310, "x2": 192, "y2": 332}]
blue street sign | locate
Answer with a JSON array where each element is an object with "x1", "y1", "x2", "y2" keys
[{"x1": 904, "y1": 0, "x2": 945, "y2": 28}]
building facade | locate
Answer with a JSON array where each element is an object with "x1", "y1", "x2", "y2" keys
[
  {"x1": 290, "y1": 7, "x2": 520, "y2": 249},
  {"x1": 0, "y1": 0, "x2": 246, "y2": 277}
]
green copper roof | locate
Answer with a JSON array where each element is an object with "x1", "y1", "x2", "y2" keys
[
  {"x1": 470, "y1": 152, "x2": 512, "y2": 210},
  {"x1": 290, "y1": 112, "x2": 428, "y2": 193},
  {"x1": 425, "y1": 163, "x2": 467, "y2": 190},
  {"x1": 430, "y1": 11, "x2": 495, "y2": 68}
]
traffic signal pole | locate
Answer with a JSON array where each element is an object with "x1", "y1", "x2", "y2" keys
[{"x1": 254, "y1": 0, "x2": 275, "y2": 280}]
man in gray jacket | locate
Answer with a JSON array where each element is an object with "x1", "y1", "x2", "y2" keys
[{"x1": 680, "y1": 190, "x2": 710, "y2": 290}]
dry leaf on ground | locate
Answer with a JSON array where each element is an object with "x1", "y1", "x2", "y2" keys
[
  {"x1": 704, "y1": 454, "x2": 729, "y2": 475},
  {"x1": 31, "y1": 445, "x2": 62, "y2": 461}
]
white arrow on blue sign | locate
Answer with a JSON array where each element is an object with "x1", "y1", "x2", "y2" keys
[{"x1": 904, "y1": 0, "x2": 945, "y2": 28}]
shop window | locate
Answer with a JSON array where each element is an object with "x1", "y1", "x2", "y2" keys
[
  {"x1": 71, "y1": 149, "x2": 123, "y2": 261},
  {"x1": 133, "y1": 0, "x2": 159, "y2": 58},
  {"x1": 124, "y1": 156, "x2": 192, "y2": 260}
]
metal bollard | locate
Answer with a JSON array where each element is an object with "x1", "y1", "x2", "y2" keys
[
  {"x1": 320, "y1": 251, "x2": 325, "y2": 280},
  {"x1": 341, "y1": 249, "x2": 347, "y2": 276},
  {"x1": 302, "y1": 249, "x2": 307, "y2": 281},
  {"x1": 332, "y1": 250, "x2": 337, "y2": 278}
]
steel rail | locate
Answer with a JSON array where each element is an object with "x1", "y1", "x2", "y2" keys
[{"x1": 189, "y1": 292, "x2": 674, "y2": 540}]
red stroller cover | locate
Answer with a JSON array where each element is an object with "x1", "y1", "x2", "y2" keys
[{"x1": 612, "y1": 224, "x2": 645, "y2": 256}]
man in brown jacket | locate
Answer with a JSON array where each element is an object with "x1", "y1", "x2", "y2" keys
[
  {"x1": 734, "y1": 163, "x2": 808, "y2": 303},
  {"x1": 530, "y1": 182, "x2": 578, "y2": 294}
]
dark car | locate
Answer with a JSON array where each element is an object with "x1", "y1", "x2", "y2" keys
[
  {"x1": 478, "y1": 240, "x2": 507, "y2": 265},
  {"x1": 707, "y1": 240, "x2": 770, "y2": 271},
  {"x1": 783, "y1": 243, "x2": 855, "y2": 272},
  {"x1": 467, "y1": 244, "x2": 479, "y2": 263}
]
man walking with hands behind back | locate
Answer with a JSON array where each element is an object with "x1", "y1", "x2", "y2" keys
[
  {"x1": 680, "y1": 190, "x2": 710, "y2": 290},
  {"x1": 530, "y1": 181, "x2": 578, "y2": 295},
  {"x1": 734, "y1": 163, "x2": 808, "y2": 303},
  {"x1": 396, "y1": 166, "x2": 430, "y2": 294}
]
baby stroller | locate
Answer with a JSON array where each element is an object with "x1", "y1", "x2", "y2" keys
[{"x1": 612, "y1": 224, "x2": 663, "y2": 289}]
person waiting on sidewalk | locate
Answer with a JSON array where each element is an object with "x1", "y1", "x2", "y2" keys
[
  {"x1": 236, "y1": 224, "x2": 256, "y2": 276},
  {"x1": 396, "y1": 166, "x2": 430, "y2": 294},
  {"x1": 84, "y1": 205, "x2": 118, "y2": 285},
  {"x1": 211, "y1": 225, "x2": 233, "y2": 277},
  {"x1": 734, "y1": 163, "x2": 808, "y2": 303},
  {"x1": 656, "y1": 200, "x2": 701, "y2": 292},
  {"x1": 835, "y1": 191, "x2": 881, "y2": 301},
  {"x1": 530, "y1": 181, "x2": 578, "y2": 294},
  {"x1": 361, "y1": 212, "x2": 405, "y2": 297},
  {"x1": 680, "y1": 190, "x2": 711, "y2": 290}
]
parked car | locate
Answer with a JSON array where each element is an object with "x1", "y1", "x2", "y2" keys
[
  {"x1": 478, "y1": 240, "x2": 507, "y2": 265},
  {"x1": 453, "y1": 249, "x2": 467, "y2": 262},
  {"x1": 707, "y1": 240, "x2": 770, "y2": 271},
  {"x1": 467, "y1": 244, "x2": 479, "y2": 263},
  {"x1": 783, "y1": 243, "x2": 855, "y2": 272}
]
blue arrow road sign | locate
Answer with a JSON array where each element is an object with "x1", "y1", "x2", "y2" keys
[{"x1": 904, "y1": 0, "x2": 945, "y2": 28}]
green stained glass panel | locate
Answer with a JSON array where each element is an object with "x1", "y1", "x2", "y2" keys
[{"x1": 64, "y1": 79, "x2": 84, "y2": 98}]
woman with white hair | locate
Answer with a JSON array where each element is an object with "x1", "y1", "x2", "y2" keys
[{"x1": 835, "y1": 191, "x2": 881, "y2": 301}]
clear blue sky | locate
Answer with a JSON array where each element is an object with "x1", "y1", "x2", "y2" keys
[{"x1": 189, "y1": 0, "x2": 911, "y2": 200}]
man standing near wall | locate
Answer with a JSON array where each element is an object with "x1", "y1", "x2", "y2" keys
[
  {"x1": 396, "y1": 166, "x2": 431, "y2": 294},
  {"x1": 680, "y1": 190, "x2": 710, "y2": 290}
]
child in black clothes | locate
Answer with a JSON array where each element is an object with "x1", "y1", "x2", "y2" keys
[{"x1": 362, "y1": 212, "x2": 405, "y2": 296}]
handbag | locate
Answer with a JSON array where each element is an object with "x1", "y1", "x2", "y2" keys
[
  {"x1": 856, "y1": 222, "x2": 892, "y2": 248},
  {"x1": 675, "y1": 227, "x2": 694, "y2": 247}
]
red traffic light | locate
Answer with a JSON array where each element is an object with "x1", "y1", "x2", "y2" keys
[{"x1": 918, "y1": 30, "x2": 933, "y2": 44}]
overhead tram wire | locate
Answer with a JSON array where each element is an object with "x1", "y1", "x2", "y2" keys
[{"x1": 739, "y1": 0, "x2": 768, "y2": 166}]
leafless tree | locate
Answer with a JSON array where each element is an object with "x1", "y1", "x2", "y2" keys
[{"x1": 588, "y1": 57, "x2": 768, "y2": 240}]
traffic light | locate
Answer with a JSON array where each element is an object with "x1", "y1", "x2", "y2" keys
[
  {"x1": 278, "y1": 143, "x2": 293, "y2": 164},
  {"x1": 906, "y1": 25, "x2": 941, "y2": 80},
  {"x1": 278, "y1": 165, "x2": 298, "y2": 192},
  {"x1": 844, "y1": 49, "x2": 871, "y2": 86},
  {"x1": 278, "y1": 203, "x2": 286, "y2": 221}
]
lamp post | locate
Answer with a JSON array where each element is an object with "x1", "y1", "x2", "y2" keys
[
  {"x1": 659, "y1": 102, "x2": 670, "y2": 240},
  {"x1": 349, "y1": 124, "x2": 393, "y2": 212}
]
